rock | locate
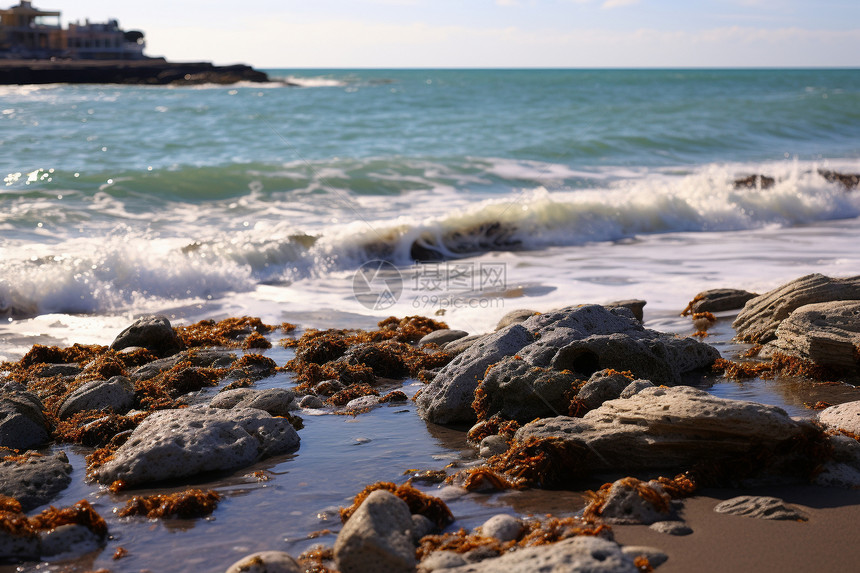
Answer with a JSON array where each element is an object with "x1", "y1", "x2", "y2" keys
[
  {"x1": 819, "y1": 169, "x2": 860, "y2": 190},
  {"x1": 495, "y1": 309, "x2": 539, "y2": 330},
  {"x1": 94, "y1": 406, "x2": 300, "y2": 486},
  {"x1": 576, "y1": 370, "x2": 638, "y2": 411},
  {"x1": 477, "y1": 357, "x2": 582, "y2": 422},
  {"x1": 516, "y1": 386, "x2": 804, "y2": 475},
  {"x1": 0, "y1": 529, "x2": 39, "y2": 560},
  {"x1": 38, "y1": 524, "x2": 103, "y2": 557},
  {"x1": 433, "y1": 536, "x2": 637, "y2": 573},
  {"x1": 605, "y1": 300, "x2": 646, "y2": 322},
  {"x1": 32, "y1": 363, "x2": 82, "y2": 378},
  {"x1": 418, "y1": 550, "x2": 468, "y2": 571},
  {"x1": 345, "y1": 395, "x2": 380, "y2": 411},
  {"x1": 681, "y1": 288, "x2": 758, "y2": 316},
  {"x1": 210, "y1": 388, "x2": 296, "y2": 417},
  {"x1": 590, "y1": 479, "x2": 674, "y2": 525},
  {"x1": 130, "y1": 348, "x2": 235, "y2": 381},
  {"x1": 299, "y1": 395, "x2": 326, "y2": 409},
  {"x1": 478, "y1": 435, "x2": 509, "y2": 458},
  {"x1": 621, "y1": 546, "x2": 669, "y2": 567},
  {"x1": 417, "y1": 305, "x2": 719, "y2": 426},
  {"x1": 0, "y1": 391, "x2": 50, "y2": 450},
  {"x1": 443, "y1": 335, "x2": 485, "y2": 355},
  {"x1": 767, "y1": 301, "x2": 860, "y2": 377},
  {"x1": 619, "y1": 379, "x2": 654, "y2": 399},
  {"x1": 412, "y1": 514, "x2": 436, "y2": 543},
  {"x1": 57, "y1": 376, "x2": 135, "y2": 419},
  {"x1": 224, "y1": 551, "x2": 302, "y2": 573},
  {"x1": 649, "y1": 521, "x2": 692, "y2": 536},
  {"x1": 733, "y1": 274, "x2": 860, "y2": 344},
  {"x1": 480, "y1": 514, "x2": 522, "y2": 542},
  {"x1": 110, "y1": 314, "x2": 182, "y2": 357},
  {"x1": 334, "y1": 489, "x2": 417, "y2": 573},
  {"x1": 0, "y1": 451, "x2": 73, "y2": 511},
  {"x1": 420, "y1": 329, "x2": 470, "y2": 346},
  {"x1": 713, "y1": 496, "x2": 808, "y2": 521},
  {"x1": 818, "y1": 401, "x2": 860, "y2": 435},
  {"x1": 733, "y1": 174, "x2": 776, "y2": 189}
]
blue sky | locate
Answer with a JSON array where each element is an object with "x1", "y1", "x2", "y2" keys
[{"x1": 37, "y1": 1, "x2": 860, "y2": 67}]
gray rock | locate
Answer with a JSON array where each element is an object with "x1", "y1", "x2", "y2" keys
[
  {"x1": 813, "y1": 459, "x2": 860, "y2": 488},
  {"x1": 496, "y1": 309, "x2": 539, "y2": 330},
  {"x1": 38, "y1": 524, "x2": 103, "y2": 557},
  {"x1": 0, "y1": 530, "x2": 39, "y2": 560},
  {"x1": 0, "y1": 451, "x2": 73, "y2": 511},
  {"x1": 412, "y1": 514, "x2": 436, "y2": 543},
  {"x1": 619, "y1": 379, "x2": 654, "y2": 399},
  {"x1": 436, "y1": 536, "x2": 637, "y2": 573},
  {"x1": 345, "y1": 395, "x2": 380, "y2": 411},
  {"x1": 713, "y1": 496, "x2": 808, "y2": 521},
  {"x1": 334, "y1": 489, "x2": 417, "y2": 573},
  {"x1": 0, "y1": 391, "x2": 50, "y2": 450},
  {"x1": 479, "y1": 514, "x2": 522, "y2": 542},
  {"x1": 818, "y1": 401, "x2": 860, "y2": 435},
  {"x1": 682, "y1": 288, "x2": 758, "y2": 315},
  {"x1": 130, "y1": 348, "x2": 235, "y2": 381},
  {"x1": 419, "y1": 550, "x2": 468, "y2": 571},
  {"x1": 590, "y1": 479, "x2": 674, "y2": 525},
  {"x1": 418, "y1": 305, "x2": 719, "y2": 426},
  {"x1": 94, "y1": 405, "x2": 300, "y2": 486},
  {"x1": 767, "y1": 301, "x2": 860, "y2": 376},
  {"x1": 299, "y1": 395, "x2": 326, "y2": 409},
  {"x1": 479, "y1": 435, "x2": 509, "y2": 458},
  {"x1": 577, "y1": 370, "x2": 637, "y2": 411},
  {"x1": 420, "y1": 329, "x2": 470, "y2": 346},
  {"x1": 516, "y1": 386, "x2": 803, "y2": 475},
  {"x1": 225, "y1": 551, "x2": 302, "y2": 573},
  {"x1": 417, "y1": 325, "x2": 534, "y2": 425},
  {"x1": 478, "y1": 357, "x2": 582, "y2": 422},
  {"x1": 621, "y1": 546, "x2": 669, "y2": 567},
  {"x1": 210, "y1": 388, "x2": 295, "y2": 417},
  {"x1": 649, "y1": 521, "x2": 693, "y2": 536},
  {"x1": 57, "y1": 376, "x2": 135, "y2": 419},
  {"x1": 733, "y1": 274, "x2": 860, "y2": 343},
  {"x1": 605, "y1": 300, "x2": 646, "y2": 322},
  {"x1": 33, "y1": 363, "x2": 82, "y2": 378},
  {"x1": 443, "y1": 334, "x2": 485, "y2": 356},
  {"x1": 110, "y1": 314, "x2": 182, "y2": 357}
]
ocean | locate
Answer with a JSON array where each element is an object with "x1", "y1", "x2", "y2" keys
[{"x1": 1, "y1": 69, "x2": 859, "y2": 571}]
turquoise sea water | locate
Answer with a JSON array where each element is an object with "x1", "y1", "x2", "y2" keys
[{"x1": 1, "y1": 69, "x2": 860, "y2": 572}]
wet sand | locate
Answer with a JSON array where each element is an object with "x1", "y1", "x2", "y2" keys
[{"x1": 613, "y1": 486, "x2": 860, "y2": 572}]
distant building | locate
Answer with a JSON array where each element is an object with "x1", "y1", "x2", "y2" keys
[{"x1": 0, "y1": 1, "x2": 146, "y2": 60}]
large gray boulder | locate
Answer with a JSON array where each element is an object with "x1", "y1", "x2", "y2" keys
[
  {"x1": 429, "y1": 536, "x2": 637, "y2": 573},
  {"x1": 334, "y1": 489, "x2": 417, "y2": 573},
  {"x1": 210, "y1": 388, "x2": 295, "y2": 416},
  {"x1": 516, "y1": 386, "x2": 803, "y2": 474},
  {"x1": 0, "y1": 451, "x2": 73, "y2": 511},
  {"x1": 417, "y1": 305, "x2": 719, "y2": 426},
  {"x1": 766, "y1": 301, "x2": 860, "y2": 377},
  {"x1": 0, "y1": 391, "x2": 50, "y2": 450},
  {"x1": 478, "y1": 357, "x2": 581, "y2": 422},
  {"x1": 129, "y1": 348, "x2": 235, "y2": 382},
  {"x1": 733, "y1": 274, "x2": 860, "y2": 343},
  {"x1": 577, "y1": 370, "x2": 641, "y2": 411},
  {"x1": 57, "y1": 376, "x2": 135, "y2": 419},
  {"x1": 110, "y1": 314, "x2": 182, "y2": 357},
  {"x1": 94, "y1": 405, "x2": 300, "y2": 486}
]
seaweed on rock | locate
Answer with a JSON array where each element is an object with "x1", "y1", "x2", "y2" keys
[
  {"x1": 339, "y1": 481, "x2": 453, "y2": 529},
  {"x1": 118, "y1": 489, "x2": 221, "y2": 519}
]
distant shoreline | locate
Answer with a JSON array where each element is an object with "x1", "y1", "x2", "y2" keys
[{"x1": 0, "y1": 58, "x2": 270, "y2": 85}]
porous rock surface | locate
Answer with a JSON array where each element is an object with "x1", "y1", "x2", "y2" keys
[
  {"x1": 733, "y1": 274, "x2": 860, "y2": 344},
  {"x1": 682, "y1": 288, "x2": 758, "y2": 315},
  {"x1": 427, "y1": 536, "x2": 638, "y2": 573},
  {"x1": 0, "y1": 451, "x2": 73, "y2": 511},
  {"x1": 0, "y1": 391, "x2": 50, "y2": 450},
  {"x1": 818, "y1": 401, "x2": 860, "y2": 435},
  {"x1": 591, "y1": 479, "x2": 675, "y2": 525},
  {"x1": 110, "y1": 314, "x2": 182, "y2": 357},
  {"x1": 334, "y1": 489, "x2": 417, "y2": 573},
  {"x1": 57, "y1": 376, "x2": 135, "y2": 419},
  {"x1": 210, "y1": 388, "x2": 295, "y2": 416},
  {"x1": 94, "y1": 405, "x2": 300, "y2": 486},
  {"x1": 516, "y1": 386, "x2": 803, "y2": 474},
  {"x1": 477, "y1": 357, "x2": 581, "y2": 422},
  {"x1": 713, "y1": 496, "x2": 808, "y2": 521},
  {"x1": 767, "y1": 300, "x2": 860, "y2": 376},
  {"x1": 224, "y1": 551, "x2": 302, "y2": 573},
  {"x1": 417, "y1": 305, "x2": 719, "y2": 425}
]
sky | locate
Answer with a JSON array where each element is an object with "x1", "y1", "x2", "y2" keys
[{"x1": 28, "y1": 0, "x2": 860, "y2": 68}]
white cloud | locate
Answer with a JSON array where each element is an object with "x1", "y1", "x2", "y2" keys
[{"x1": 496, "y1": 0, "x2": 520, "y2": 6}]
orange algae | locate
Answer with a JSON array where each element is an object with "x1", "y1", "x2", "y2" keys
[
  {"x1": 340, "y1": 482, "x2": 453, "y2": 528},
  {"x1": 379, "y1": 390, "x2": 408, "y2": 403},
  {"x1": 297, "y1": 546, "x2": 336, "y2": 573},
  {"x1": 484, "y1": 436, "x2": 588, "y2": 489},
  {"x1": 634, "y1": 555, "x2": 655, "y2": 572},
  {"x1": 174, "y1": 316, "x2": 278, "y2": 349},
  {"x1": 0, "y1": 499, "x2": 108, "y2": 539},
  {"x1": 113, "y1": 546, "x2": 129, "y2": 560},
  {"x1": 714, "y1": 353, "x2": 836, "y2": 382},
  {"x1": 242, "y1": 331, "x2": 272, "y2": 350},
  {"x1": 327, "y1": 383, "x2": 379, "y2": 407},
  {"x1": 118, "y1": 489, "x2": 221, "y2": 519},
  {"x1": 466, "y1": 415, "x2": 520, "y2": 444}
]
